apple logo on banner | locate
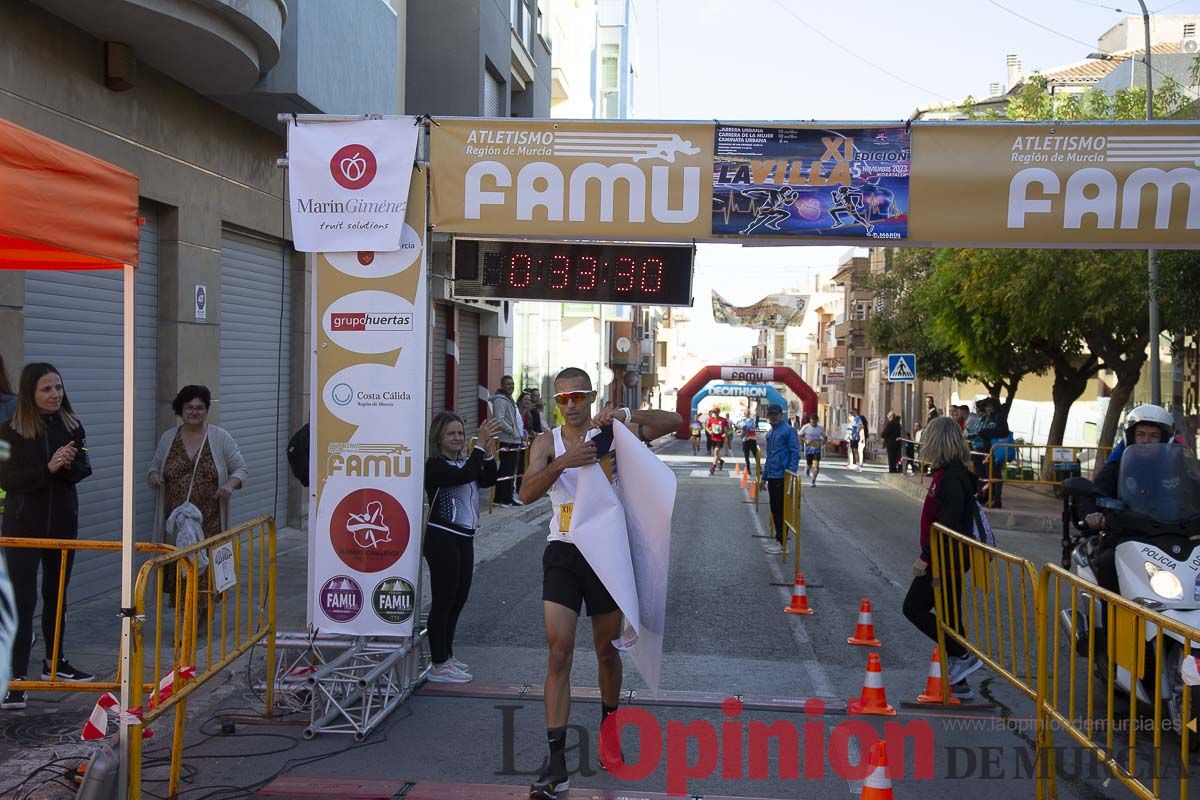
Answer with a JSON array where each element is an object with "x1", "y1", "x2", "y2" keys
[
  {"x1": 329, "y1": 144, "x2": 377, "y2": 190},
  {"x1": 325, "y1": 225, "x2": 421, "y2": 279}
]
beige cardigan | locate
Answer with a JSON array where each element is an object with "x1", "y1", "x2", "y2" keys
[{"x1": 149, "y1": 424, "x2": 248, "y2": 543}]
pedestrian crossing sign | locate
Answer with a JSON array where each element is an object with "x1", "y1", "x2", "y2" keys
[{"x1": 887, "y1": 353, "x2": 916, "y2": 382}]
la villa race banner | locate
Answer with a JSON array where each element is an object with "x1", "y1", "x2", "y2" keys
[
  {"x1": 307, "y1": 167, "x2": 427, "y2": 636},
  {"x1": 908, "y1": 122, "x2": 1200, "y2": 248},
  {"x1": 429, "y1": 119, "x2": 713, "y2": 239},
  {"x1": 287, "y1": 117, "x2": 421, "y2": 252},
  {"x1": 712, "y1": 124, "x2": 910, "y2": 241}
]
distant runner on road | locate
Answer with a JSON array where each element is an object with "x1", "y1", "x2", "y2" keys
[
  {"x1": 740, "y1": 414, "x2": 759, "y2": 477},
  {"x1": 705, "y1": 409, "x2": 727, "y2": 475},
  {"x1": 798, "y1": 413, "x2": 826, "y2": 487}
]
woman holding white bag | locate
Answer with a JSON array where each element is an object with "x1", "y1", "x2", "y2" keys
[{"x1": 148, "y1": 385, "x2": 247, "y2": 602}]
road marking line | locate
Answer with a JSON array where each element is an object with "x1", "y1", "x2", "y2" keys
[{"x1": 847, "y1": 475, "x2": 875, "y2": 485}]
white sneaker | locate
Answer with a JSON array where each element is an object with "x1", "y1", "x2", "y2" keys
[
  {"x1": 762, "y1": 542, "x2": 783, "y2": 555},
  {"x1": 427, "y1": 663, "x2": 472, "y2": 683},
  {"x1": 947, "y1": 654, "x2": 983, "y2": 685},
  {"x1": 448, "y1": 657, "x2": 470, "y2": 673}
]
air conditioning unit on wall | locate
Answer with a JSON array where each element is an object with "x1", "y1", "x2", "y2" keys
[{"x1": 1182, "y1": 37, "x2": 1199, "y2": 54}]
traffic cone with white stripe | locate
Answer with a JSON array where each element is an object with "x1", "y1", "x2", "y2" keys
[
  {"x1": 847, "y1": 598, "x2": 882, "y2": 646},
  {"x1": 734, "y1": 463, "x2": 743, "y2": 478},
  {"x1": 860, "y1": 740, "x2": 895, "y2": 800},
  {"x1": 740, "y1": 469, "x2": 748, "y2": 488},
  {"x1": 915, "y1": 645, "x2": 960, "y2": 705},
  {"x1": 849, "y1": 653, "x2": 896, "y2": 716},
  {"x1": 784, "y1": 573, "x2": 814, "y2": 615}
]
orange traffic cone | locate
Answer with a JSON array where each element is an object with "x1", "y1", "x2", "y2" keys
[
  {"x1": 847, "y1": 598, "x2": 882, "y2": 646},
  {"x1": 849, "y1": 653, "x2": 896, "y2": 716},
  {"x1": 734, "y1": 463, "x2": 743, "y2": 477},
  {"x1": 784, "y1": 573, "x2": 815, "y2": 615},
  {"x1": 916, "y1": 646, "x2": 960, "y2": 705},
  {"x1": 860, "y1": 740, "x2": 895, "y2": 800},
  {"x1": 747, "y1": 481, "x2": 758, "y2": 501}
]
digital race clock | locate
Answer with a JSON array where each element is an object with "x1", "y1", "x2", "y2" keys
[{"x1": 451, "y1": 238, "x2": 694, "y2": 307}]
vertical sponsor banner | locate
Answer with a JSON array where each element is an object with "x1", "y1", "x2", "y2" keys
[
  {"x1": 307, "y1": 168, "x2": 427, "y2": 636},
  {"x1": 287, "y1": 117, "x2": 421, "y2": 253},
  {"x1": 909, "y1": 122, "x2": 1200, "y2": 247},
  {"x1": 712, "y1": 125, "x2": 910, "y2": 241}
]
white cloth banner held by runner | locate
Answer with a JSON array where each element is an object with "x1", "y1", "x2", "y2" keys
[
  {"x1": 570, "y1": 424, "x2": 676, "y2": 690},
  {"x1": 286, "y1": 117, "x2": 421, "y2": 253}
]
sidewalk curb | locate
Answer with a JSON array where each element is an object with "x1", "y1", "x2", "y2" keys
[{"x1": 880, "y1": 474, "x2": 1060, "y2": 533}]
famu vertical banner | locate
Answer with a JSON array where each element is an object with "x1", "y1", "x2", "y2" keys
[{"x1": 307, "y1": 168, "x2": 427, "y2": 636}]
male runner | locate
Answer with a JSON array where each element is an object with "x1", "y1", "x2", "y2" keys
[
  {"x1": 740, "y1": 414, "x2": 759, "y2": 477},
  {"x1": 518, "y1": 367, "x2": 681, "y2": 799},
  {"x1": 798, "y1": 413, "x2": 826, "y2": 487},
  {"x1": 705, "y1": 409, "x2": 728, "y2": 474}
]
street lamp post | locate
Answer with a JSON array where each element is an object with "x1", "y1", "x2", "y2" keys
[{"x1": 1136, "y1": 0, "x2": 1162, "y2": 405}]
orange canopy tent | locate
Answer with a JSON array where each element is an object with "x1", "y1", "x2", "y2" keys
[{"x1": 0, "y1": 115, "x2": 141, "y2": 785}]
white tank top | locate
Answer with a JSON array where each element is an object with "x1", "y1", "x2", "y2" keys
[{"x1": 547, "y1": 426, "x2": 619, "y2": 543}]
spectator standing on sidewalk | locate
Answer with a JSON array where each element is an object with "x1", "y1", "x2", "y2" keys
[
  {"x1": 881, "y1": 412, "x2": 903, "y2": 473},
  {"x1": 760, "y1": 404, "x2": 799, "y2": 555},
  {"x1": 492, "y1": 376, "x2": 524, "y2": 507},
  {"x1": 1, "y1": 363, "x2": 96, "y2": 710},
  {"x1": 423, "y1": 412, "x2": 501, "y2": 683},
  {"x1": 148, "y1": 385, "x2": 247, "y2": 602},
  {"x1": 0, "y1": 355, "x2": 16, "y2": 530},
  {"x1": 846, "y1": 409, "x2": 863, "y2": 471},
  {"x1": 926, "y1": 395, "x2": 940, "y2": 422},
  {"x1": 527, "y1": 388, "x2": 546, "y2": 435},
  {"x1": 901, "y1": 416, "x2": 984, "y2": 701}
]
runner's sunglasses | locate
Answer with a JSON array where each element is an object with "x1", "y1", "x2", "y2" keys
[{"x1": 553, "y1": 390, "x2": 595, "y2": 406}]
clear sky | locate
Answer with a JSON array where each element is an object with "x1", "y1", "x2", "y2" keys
[{"x1": 633, "y1": 0, "x2": 1200, "y2": 341}]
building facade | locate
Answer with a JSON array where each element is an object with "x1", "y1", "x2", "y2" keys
[{"x1": 0, "y1": 0, "x2": 401, "y2": 538}]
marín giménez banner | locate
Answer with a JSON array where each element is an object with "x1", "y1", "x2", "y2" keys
[
  {"x1": 712, "y1": 124, "x2": 910, "y2": 241},
  {"x1": 287, "y1": 117, "x2": 421, "y2": 253}
]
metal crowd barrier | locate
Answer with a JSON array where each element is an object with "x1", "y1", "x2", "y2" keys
[
  {"x1": 928, "y1": 523, "x2": 1042, "y2": 703},
  {"x1": 127, "y1": 514, "x2": 277, "y2": 800},
  {"x1": 1035, "y1": 565, "x2": 1195, "y2": 800},
  {"x1": 489, "y1": 438, "x2": 534, "y2": 513},
  {"x1": 780, "y1": 470, "x2": 802, "y2": 575},
  {"x1": 898, "y1": 438, "x2": 932, "y2": 479},
  {"x1": 0, "y1": 537, "x2": 176, "y2": 695},
  {"x1": 976, "y1": 444, "x2": 1115, "y2": 507}
]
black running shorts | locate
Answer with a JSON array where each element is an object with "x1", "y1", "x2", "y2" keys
[
  {"x1": 542, "y1": 541, "x2": 619, "y2": 617},
  {"x1": 806, "y1": 450, "x2": 821, "y2": 466}
]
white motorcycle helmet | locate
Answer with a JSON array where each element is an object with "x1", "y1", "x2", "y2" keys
[{"x1": 1122, "y1": 404, "x2": 1175, "y2": 445}]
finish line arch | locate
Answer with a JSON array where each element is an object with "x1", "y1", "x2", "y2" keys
[
  {"x1": 691, "y1": 384, "x2": 788, "y2": 421},
  {"x1": 676, "y1": 365, "x2": 818, "y2": 439}
]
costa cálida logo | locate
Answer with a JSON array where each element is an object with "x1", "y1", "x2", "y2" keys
[{"x1": 330, "y1": 144, "x2": 377, "y2": 190}]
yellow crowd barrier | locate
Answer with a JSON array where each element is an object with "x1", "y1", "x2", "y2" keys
[
  {"x1": 127, "y1": 514, "x2": 277, "y2": 800},
  {"x1": 1035, "y1": 565, "x2": 1195, "y2": 800},
  {"x1": 928, "y1": 523, "x2": 1042, "y2": 703},
  {"x1": 928, "y1": 523, "x2": 1198, "y2": 799},
  {"x1": 0, "y1": 537, "x2": 175, "y2": 695},
  {"x1": 780, "y1": 470, "x2": 802, "y2": 575},
  {"x1": 980, "y1": 443, "x2": 1114, "y2": 496}
]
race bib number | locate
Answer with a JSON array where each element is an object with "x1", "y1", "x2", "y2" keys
[{"x1": 558, "y1": 503, "x2": 573, "y2": 533}]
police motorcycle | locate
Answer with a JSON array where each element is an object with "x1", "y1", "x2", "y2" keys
[{"x1": 1059, "y1": 441, "x2": 1200, "y2": 744}]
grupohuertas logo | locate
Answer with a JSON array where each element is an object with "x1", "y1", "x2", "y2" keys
[
  {"x1": 372, "y1": 577, "x2": 415, "y2": 624},
  {"x1": 329, "y1": 143, "x2": 377, "y2": 190}
]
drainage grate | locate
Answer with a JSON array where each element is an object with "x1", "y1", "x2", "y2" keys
[{"x1": 0, "y1": 713, "x2": 84, "y2": 747}]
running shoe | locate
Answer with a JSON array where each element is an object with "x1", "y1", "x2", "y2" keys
[
  {"x1": 762, "y1": 542, "x2": 783, "y2": 555},
  {"x1": 448, "y1": 657, "x2": 470, "y2": 673},
  {"x1": 950, "y1": 680, "x2": 975, "y2": 701},
  {"x1": 529, "y1": 767, "x2": 569, "y2": 799},
  {"x1": 947, "y1": 654, "x2": 983, "y2": 685},
  {"x1": 1, "y1": 690, "x2": 26, "y2": 710},
  {"x1": 811, "y1": 479, "x2": 816, "y2": 487},
  {"x1": 427, "y1": 663, "x2": 472, "y2": 683},
  {"x1": 42, "y1": 660, "x2": 94, "y2": 682}
]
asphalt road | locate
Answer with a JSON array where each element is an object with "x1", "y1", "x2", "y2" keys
[{"x1": 3, "y1": 439, "x2": 1190, "y2": 799}]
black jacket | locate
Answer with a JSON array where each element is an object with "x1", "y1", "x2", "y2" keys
[
  {"x1": 0, "y1": 413, "x2": 91, "y2": 538},
  {"x1": 424, "y1": 447, "x2": 498, "y2": 536},
  {"x1": 881, "y1": 418, "x2": 903, "y2": 444}
]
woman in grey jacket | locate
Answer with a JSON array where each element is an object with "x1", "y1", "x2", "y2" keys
[{"x1": 148, "y1": 385, "x2": 248, "y2": 544}]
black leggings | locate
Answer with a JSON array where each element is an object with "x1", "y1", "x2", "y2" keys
[
  {"x1": 766, "y1": 477, "x2": 785, "y2": 543},
  {"x1": 902, "y1": 568, "x2": 968, "y2": 660},
  {"x1": 742, "y1": 440, "x2": 758, "y2": 473},
  {"x1": 6, "y1": 545, "x2": 76, "y2": 679},
  {"x1": 423, "y1": 527, "x2": 475, "y2": 665}
]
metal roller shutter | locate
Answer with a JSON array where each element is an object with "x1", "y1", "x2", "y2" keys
[
  {"x1": 456, "y1": 309, "x2": 480, "y2": 435},
  {"x1": 432, "y1": 303, "x2": 448, "y2": 415},
  {"x1": 219, "y1": 230, "x2": 291, "y2": 525},
  {"x1": 23, "y1": 204, "x2": 159, "y2": 547}
]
